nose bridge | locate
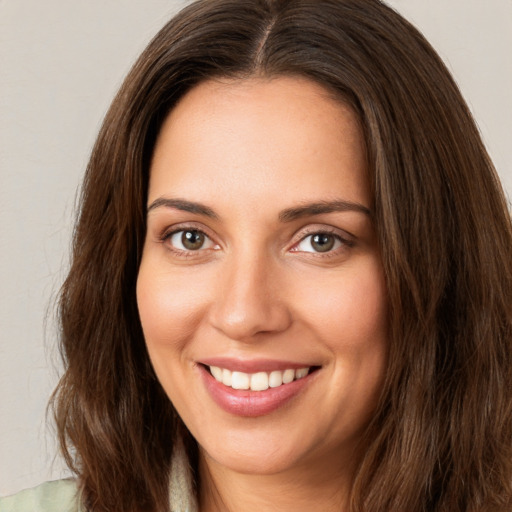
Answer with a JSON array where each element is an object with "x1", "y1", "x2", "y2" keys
[{"x1": 209, "y1": 245, "x2": 291, "y2": 341}]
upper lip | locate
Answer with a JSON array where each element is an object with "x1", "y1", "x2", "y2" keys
[{"x1": 199, "y1": 357, "x2": 320, "y2": 373}]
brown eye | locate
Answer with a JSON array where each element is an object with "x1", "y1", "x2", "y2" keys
[
  {"x1": 295, "y1": 232, "x2": 343, "y2": 254},
  {"x1": 169, "y1": 229, "x2": 216, "y2": 252},
  {"x1": 311, "y1": 234, "x2": 335, "y2": 252},
  {"x1": 182, "y1": 230, "x2": 205, "y2": 250}
]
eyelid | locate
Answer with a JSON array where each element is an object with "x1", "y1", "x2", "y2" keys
[
  {"x1": 291, "y1": 224, "x2": 354, "y2": 244},
  {"x1": 170, "y1": 230, "x2": 217, "y2": 251},
  {"x1": 159, "y1": 220, "x2": 214, "y2": 238},
  {"x1": 159, "y1": 222, "x2": 221, "y2": 253},
  {"x1": 289, "y1": 225, "x2": 355, "y2": 254}
]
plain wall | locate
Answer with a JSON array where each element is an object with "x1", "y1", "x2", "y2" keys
[{"x1": 1, "y1": 0, "x2": 510, "y2": 496}]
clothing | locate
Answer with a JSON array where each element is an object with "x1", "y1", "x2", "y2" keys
[
  {"x1": 0, "y1": 439, "x2": 198, "y2": 512},
  {"x1": 0, "y1": 479, "x2": 81, "y2": 512}
]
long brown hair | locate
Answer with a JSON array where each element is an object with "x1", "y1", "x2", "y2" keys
[{"x1": 52, "y1": 0, "x2": 512, "y2": 510}]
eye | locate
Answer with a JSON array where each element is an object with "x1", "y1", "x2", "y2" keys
[
  {"x1": 168, "y1": 229, "x2": 217, "y2": 251},
  {"x1": 295, "y1": 232, "x2": 343, "y2": 253}
]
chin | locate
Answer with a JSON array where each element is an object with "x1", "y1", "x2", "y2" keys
[{"x1": 202, "y1": 441, "x2": 302, "y2": 476}]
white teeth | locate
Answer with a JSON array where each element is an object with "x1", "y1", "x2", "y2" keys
[
  {"x1": 209, "y1": 365, "x2": 311, "y2": 391},
  {"x1": 250, "y1": 372, "x2": 269, "y2": 391},
  {"x1": 268, "y1": 370, "x2": 283, "y2": 388},
  {"x1": 222, "y1": 368, "x2": 232, "y2": 386},
  {"x1": 296, "y1": 367, "x2": 309, "y2": 379},
  {"x1": 210, "y1": 366, "x2": 223, "y2": 381},
  {"x1": 282, "y1": 369, "x2": 295, "y2": 384},
  {"x1": 231, "y1": 371, "x2": 250, "y2": 390}
]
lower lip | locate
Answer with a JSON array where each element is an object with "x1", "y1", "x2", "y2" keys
[{"x1": 199, "y1": 366, "x2": 316, "y2": 417}]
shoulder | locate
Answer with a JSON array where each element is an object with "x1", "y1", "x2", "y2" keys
[{"x1": 0, "y1": 479, "x2": 81, "y2": 512}]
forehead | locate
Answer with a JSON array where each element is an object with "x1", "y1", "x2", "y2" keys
[{"x1": 148, "y1": 76, "x2": 369, "y2": 212}]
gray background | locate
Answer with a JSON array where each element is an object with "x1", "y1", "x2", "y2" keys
[{"x1": 1, "y1": 0, "x2": 511, "y2": 496}]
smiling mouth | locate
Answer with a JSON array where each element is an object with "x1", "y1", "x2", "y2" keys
[{"x1": 206, "y1": 365, "x2": 319, "y2": 392}]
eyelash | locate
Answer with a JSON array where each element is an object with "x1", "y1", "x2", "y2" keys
[
  {"x1": 159, "y1": 225, "x2": 354, "y2": 258},
  {"x1": 160, "y1": 225, "x2": 218, "y2": 256},
  {"x1": 290, "y1": 228, "x2": 354, "y2": 257}
]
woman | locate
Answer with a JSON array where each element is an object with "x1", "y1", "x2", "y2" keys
[{"x1": 2, "y1": 0, "x2": 511, "y2": 510}]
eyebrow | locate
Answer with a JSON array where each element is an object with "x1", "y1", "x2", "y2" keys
[
  {"x1": 147, "y1": 197, "x2": 371, "y2": 222},
  {"x1": 147, "y1": 197, "x2": 219, "y2": 219},
  {"x1": 278, "y1": 200, "x2": 372, "y2": 222}
]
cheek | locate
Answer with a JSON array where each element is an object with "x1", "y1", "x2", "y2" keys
[
  {"x1": 296, "y1": 259, "x2": 388, "y2": 348},
  {"x1": 309, "y1": 263, "x2": 388, "y2": 425},
  {"x1": 136, "y1": 261, "x2": 208, "y2": 414},
  {"x1": 136, "y1": 260, "x2": 210, "y2": 358}
]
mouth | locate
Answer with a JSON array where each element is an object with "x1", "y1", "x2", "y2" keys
[
  {"x1": 197, "y1": 358, "x2": 321, "y2": 417},
  {"x1": 206, "y1": 365, "x2": 316, "y2": 391}
]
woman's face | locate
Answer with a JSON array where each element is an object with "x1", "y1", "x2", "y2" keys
[{"x1": 137, "y1": 77, "x2": 388, "y2": 478}]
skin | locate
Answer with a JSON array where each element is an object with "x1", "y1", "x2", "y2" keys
[{"x1": 137, "y1": 76, "x2": 389, "y2": 512}]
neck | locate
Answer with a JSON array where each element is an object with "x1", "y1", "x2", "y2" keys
[{"x1": 198, "y1": 449, "x2": 354, "y2": 512}]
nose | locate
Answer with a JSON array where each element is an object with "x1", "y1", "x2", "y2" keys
[{"x1": 208, "y1": 252, "x2": 292, "y2": 342}]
